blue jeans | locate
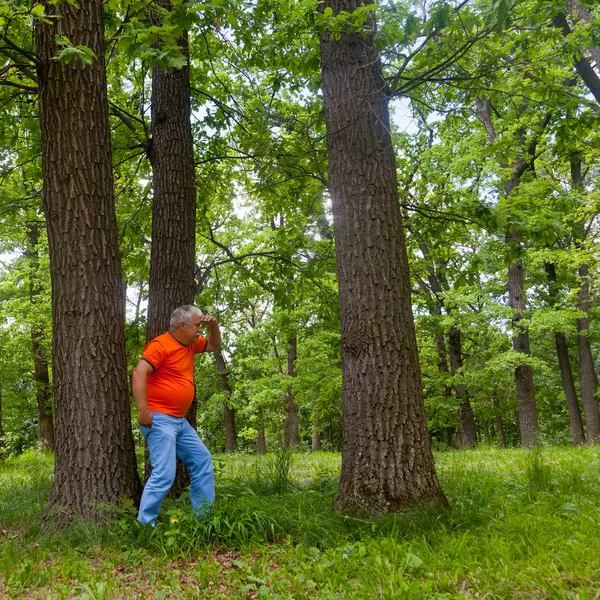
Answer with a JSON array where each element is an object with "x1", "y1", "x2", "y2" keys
[{"x1": 137, "y1": 411, "x2": 215, "y2": 525}]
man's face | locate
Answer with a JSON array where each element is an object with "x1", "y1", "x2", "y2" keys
[{"x1": 179, "y1": 315, "x2": 203, "y2": 345}]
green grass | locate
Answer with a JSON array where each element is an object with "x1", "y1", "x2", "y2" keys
[{"x1": 2, "y1": 446, "x2": 600, "y2": 598}]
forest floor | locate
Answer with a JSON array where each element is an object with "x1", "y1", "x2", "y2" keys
[{"x1": 1, "y1": 446, "x2": 600, "y2": 599}]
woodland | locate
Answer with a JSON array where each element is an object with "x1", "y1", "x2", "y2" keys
[
  {"x1": 1, "y1": 0, "x2": 600, "y2": 596},
  {"x1": 0, "y1": 0, "x2": 599, "y2": 559}
]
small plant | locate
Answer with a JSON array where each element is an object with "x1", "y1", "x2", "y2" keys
[{"x1": 267, "y1": 448, "x2": 294, "y2": 494}]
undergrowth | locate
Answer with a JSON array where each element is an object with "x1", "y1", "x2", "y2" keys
[{"x1": 2, "y1": 446, "x2": 600, "y2": 598}]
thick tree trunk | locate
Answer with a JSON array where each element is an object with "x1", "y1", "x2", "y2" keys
[
  {"x1": 26, "y1": 224, "x2": 55, "y2": 449},
  {"x1": 506, "y1": 235, "x2": 539, "y2": 448},
  {"x1": 491, "y1": 393, "x2": 506, "y2": 449},
  {"x1": 577, "y1": 263, "x2": 600, "y2": 442},
  {"x1": 145, "y1": 0, "x2": 198, "y2": 498},
  {"x1": 448, "y1": 327, "x2": 477, "y2": 448},
  {"x1": 545, "y1": 262, "x2": 585, "y2": 445},
  {"x1": 320, "y1": 0, "x2": 447, "y2": 512},
  {"x1": 214, "y1": 349, "x2": 237, "y2": 452},
  {"x1": 311, "y1": 423, "x2": 321, "y2": 451},
  {"x1": 284, "y1": 336, "x2": 300, "y2": 449},
  {"x1": 35, "y1": 0, "x2": 141, "y2": 519}
]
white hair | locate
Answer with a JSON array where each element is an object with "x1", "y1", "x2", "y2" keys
[{"x1": 169, "y1": 305, "x2": 202, "y2": 330}]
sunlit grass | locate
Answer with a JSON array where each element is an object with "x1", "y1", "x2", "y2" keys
[{"x1": 2, "y1": 446, "x2": 600, "y2": 598}]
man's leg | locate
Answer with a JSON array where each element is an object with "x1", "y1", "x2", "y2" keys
[
  {"x1": 176, "y1": 420, "x2": 215, "y2": 516},
  {"x1": 137, "y1": 413, "x2": 178, "y2": 525}
]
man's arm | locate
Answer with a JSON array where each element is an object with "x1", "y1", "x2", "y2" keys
[
  {"x1": 200, "y1": 314, "x2": 222, "y2": 352},
  {"x1": 132, "y1": 359, "x2": 155, "y2": 426}
]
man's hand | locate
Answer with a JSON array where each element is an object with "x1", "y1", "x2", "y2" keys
[
  {"x1": 201, "y1": 314, "x2": 222, "y2": 352},
  {"x1": 138, "y1": 407, "x2": 153, "y2": 427}
]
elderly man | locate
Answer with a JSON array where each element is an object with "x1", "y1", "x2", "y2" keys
[{"x1": 132, "y1": 305, "x2": 221, "y2": 525}]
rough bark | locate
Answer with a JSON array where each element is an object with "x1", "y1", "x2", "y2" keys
[
  {"x1": 214, "y1": 349, "x2": 237, "y2": 452},
  {"x1": 26, "y1": 224, "x2": 55, "y2": 449},
  {"x1": 283, "y1": 336, "x2": 300, "y2": 448},
  {"x1": 448, "y1": 327, "x2": 477, "y2": 448},
  {"x1": 311, "y1": 423, "x2": 321, "y2": 451},
  {"x1": 544, "y1": 262, "x2": 585, "y2": 445},
  {"x1": 144, "y1": 0, "x2": 198, "y2": 498},
  {"x1": 35, "y1": 0, "x2": 141, "y2": 520},
  {"x1": 320, "y1": 0, "x2": 447, "y2": 512}
]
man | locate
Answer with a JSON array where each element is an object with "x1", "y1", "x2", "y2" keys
[{"x1": 132, "y1": 305, "x2": 221, "y2": 525}]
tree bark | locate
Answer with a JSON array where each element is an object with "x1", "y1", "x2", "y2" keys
[
  {"x1": 35, "y1": 0, "x2": 141, "y2": 520},
  {"x1": 26, "y1": 224, "x2": 54, "y2": 449},
  {"x1": 283, "y1": 336, "x2": 300, "y2": 448},
  {"x1": 320, "y1": 0, "x2": 447, "y2": 512},
  {"x1": 544, "y1": 262, "x2": 585, "y2": 445},
  {"x1": 214, "y1": 348, "x2": 237, "y2": 452},
  {"x1": 448, "y1": 327, "x2": 477, "y2": 448}
]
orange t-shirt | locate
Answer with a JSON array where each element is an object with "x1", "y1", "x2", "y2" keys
[{"x1": 142, "y1": 332, "x2": 208, "y2": 417}]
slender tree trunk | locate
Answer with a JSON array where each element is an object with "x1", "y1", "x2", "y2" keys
[
  {"x1": 311, "y1": 423, "x2": 321, "y2": 451},
  {"x1": 448, "y1": 327, "x2": 477, "y2": 448},
  {"x1": 570, "y1": 159, "x2": 600, "y2": 442},
  {"x1": 320, "y1": 0, "x2": 447, "y2": 512},
  {"x1": 214, "y1": 349, "x2": 237, "y2": 452},
  {"x1": 491, "y1": 393, "x2": 506, "y2": 449},
  {"x1": 26, "y1": 224, "x2": 54, "y2": 449},
  {"x1": 145, "y1": 0, "x2": 198, "y2": 497},
  {"x1": 257, "y1": 426, "x2": 267, "y2": 455},
  {"x1": 35, "y1": 0, "x2": 141, "y2": 520},
  {"x1": 577, "y1": 263, "x2": 600, "y2": 442},
  {"x1": 545, "y1": 262, "x2": 585, "y2": 445},
  {"x1": 284, "y1": 336, "x2": 300, "y2": 448},
  {"x1": 506, "y1": 233, "x2": 539, "y2": 448}
]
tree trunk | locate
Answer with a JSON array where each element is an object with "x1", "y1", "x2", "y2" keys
[
  {"x1": 448, "y1": 327, "x2": 477, "y2": 448},
  {"x1": 214, "y1": 349, "x2": 237, "y2": 452},
  {"x1": 26, "y1": 224, "x2": 55, "y2": 449},
  {"x1": 35, "y1": 0, "x2": 141, "y2": 520},
  {"x1": 145, "y1": 0, "x2": 198, "y2": 498},
  {"x1": 545, "y1": 262, "x2": 585, "y2": 445},
  {"x1": 491, "y1": 393, "x2": 506, "y2": 449},
  {"x1": 311, "y1": 423, "x2": 321, "y2": 452},
  {"x1": 320, "y1": 0, "x2": 447, "y2": 512},
  {"x1": 506, "y1": 233, "x2": 539, "y2": 448},
  {"x1": 257, "y1": 426, "x2": 267, "y2": 455},
  {"x1": 570, "y1": 159, "x2": 600, "y2": 442},
  {"x1": 283, "y1": 336, "x2": 300, "y2": 449},
  {"x1": 577, "y1": 263, "x2": 600, "y2": 442}
]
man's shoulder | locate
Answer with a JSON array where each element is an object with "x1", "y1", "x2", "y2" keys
[{"x1": 144, "y1": 332, "x2": 176, "y2": 353}]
